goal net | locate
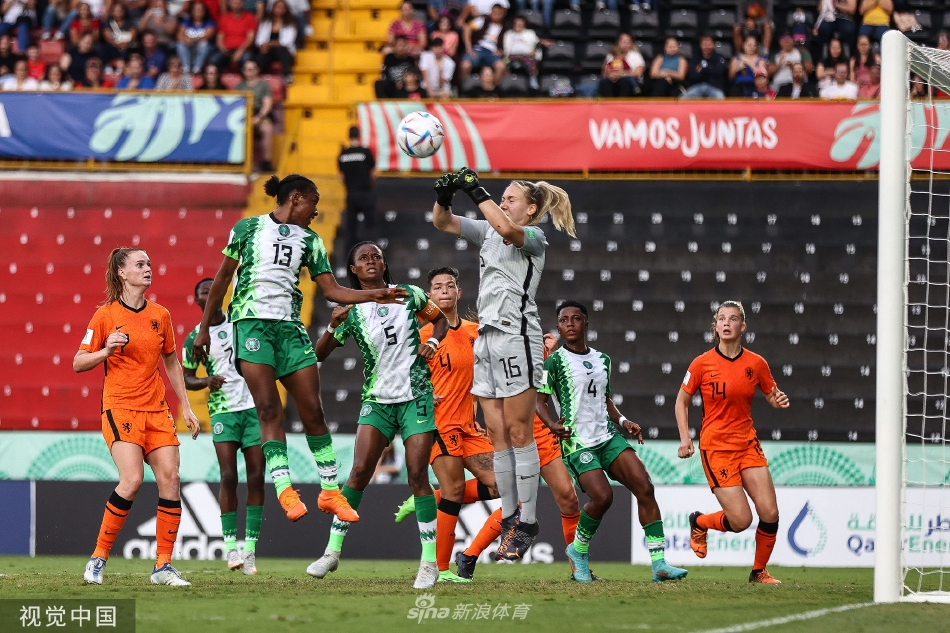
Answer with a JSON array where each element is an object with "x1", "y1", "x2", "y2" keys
[{"x1": 878, "y1": 31, "x2": 950, "y2": 603}]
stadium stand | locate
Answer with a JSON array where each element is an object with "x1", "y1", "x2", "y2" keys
[{"x1": 313, "y1": 178, "x2": 882, "y2": 444}]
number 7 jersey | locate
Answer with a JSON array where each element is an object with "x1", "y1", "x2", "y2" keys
[
  {"x1": 540, "y1": 346, "x2": 614, "y2": 456},
  {"x1": 182, "y1": 317, "x2": 254, "y2": 416},
  {"x1": 223, "y1": 213, "x2": 332, "y2": 323}
]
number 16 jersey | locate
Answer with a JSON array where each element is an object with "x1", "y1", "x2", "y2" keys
[
  {"x1": 223, "y1": 213, "x2": 332, "y2": 324},
  {"x1": 681, "y1": 347, "x2": 776, "y2": 450}
]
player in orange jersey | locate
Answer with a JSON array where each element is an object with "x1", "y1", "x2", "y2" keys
[
  {"x1": 399, "y1": 267, "x2": 498, "y2": 583},
  {"x1": 74, "y1": 248, "x2": 200, "y2": 587},
  {"x1": 675, "y1": 300, "x2": 790, "y2": 584}
]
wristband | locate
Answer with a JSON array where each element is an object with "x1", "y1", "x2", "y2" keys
[
  {"x1": 425, "y1": 337, "x2": 440, "y2": 349},
  {"x1": 466, "y1": 186, "x2": 491, "y2": 205},
  {"x1": 619, "y1": 416, "x2": 630, "y2": 426},
  {"x1": 326, "y1": 324, "x2": 336, "y2": 334}
]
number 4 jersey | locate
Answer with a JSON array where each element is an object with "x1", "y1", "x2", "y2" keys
[
  {"x1": 540, "y1": 346, "x2": 614, "y2": 457},
  {"x1": 681, "y1": 347, "x2": 776, "y2": 450},
  {"x1": 223, "y1": 213, "x2": 332, "y2": 323},
  {"x1": 334, "y1": 284, "x2": 440, "y2": 404},
  {"x1": 182, "y1": 316, "x2": 255, "y2": 416}
]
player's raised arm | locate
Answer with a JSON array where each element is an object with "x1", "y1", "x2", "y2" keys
[
  {"x1": 314, "y1": 271, "x2": 409, "y2": 305},
  {"x1": 194, "y1": 255, "x2": 239, "y2": 363},
  {"x1": 456, "y1": 167, "x2": 527, "y2": 246},
  {"x1": 315, "y1": 304, "x2": 351, "y2": 361},
  {"x1": 432, "y1": 173, "x2": 462, "y2": 236}
]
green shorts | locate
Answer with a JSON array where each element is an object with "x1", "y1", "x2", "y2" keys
[
  {"x1": 234, "y1": 319, "x2": 316, "y2": 378},
  {"x1": 563, "y1": 434, "x2": 632, "y2": 490},
  {"x1": 358, "y1": 394, "x2": 436, "y2": 444},
  {"x1": 211, "y1": 408, "x2": 261, "y2": 449}
]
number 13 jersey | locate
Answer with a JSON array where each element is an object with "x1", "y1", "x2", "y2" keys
[
  {"x1": 223, "y1": 213, "x2": 332, "y2": 323},
  {"x1": 681, "y1": 347, "x2": 776, "y2": 450}
]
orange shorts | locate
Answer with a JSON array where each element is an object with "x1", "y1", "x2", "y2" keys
[
  {"x1": 102, "y1": 408, "x2": 180, "y2": 455},
  {"x1": 699, "y1": 440, "x2": 768, "y2": 489},
  {"x1": 430, "y1": 424, "x2": 494, "y2": 464},
  {"x1": 534, "y1": 416, "x2": 562, "y2": 468}
]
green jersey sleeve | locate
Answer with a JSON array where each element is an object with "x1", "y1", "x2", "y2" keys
[
  {"x1": 304, "y1": 231, "x2": 332, "y2": 279},
  {"x1": 333, "y1": 311, "x2": 352, "y2": 345},
  {"x1": 181, "y1": 328, "x2": 199, "y2": 370},
  {"x1": 222, "y1": 218, "x2": 248, "y2": 261},
  {"x1": 406, "y1": 284, "x2": 429, "y2": 313},
  {"x1": 539, "y1": 355, "x2": 557, "y2": 395}
]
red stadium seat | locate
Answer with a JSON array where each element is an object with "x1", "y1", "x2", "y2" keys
[{"x1": 0, "y1": 206, "x2": 244, "y2": 430}]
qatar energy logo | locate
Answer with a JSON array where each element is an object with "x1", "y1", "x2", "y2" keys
[{"x1": 787, "y1": 502, "x2": 827, "y2": 558}]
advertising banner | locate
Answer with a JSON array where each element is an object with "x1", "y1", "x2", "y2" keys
[
  {"x1": 633, "y1": 486, "x2": 950, "y2": 568},
  {"x1": 6, "y1": 432, "x2": 950, "y2": 486},
  {"x1": 34, "y1": 482, "x2": 631, "y2": 562},
  {"x1": 358, "y1": 100, "x2": 950, "y2": 173},
  {"x1": 0, "y1": 93, "x2": 247, "y2": 165}
]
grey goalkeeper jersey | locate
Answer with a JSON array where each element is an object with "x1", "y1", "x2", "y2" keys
[{"x1": 459, "y1": 216, "x2": 547, "y2": 337}]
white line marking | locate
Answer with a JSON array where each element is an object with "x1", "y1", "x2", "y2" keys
[{"x1": 693, "y1": 602, "x2": 876, "y2": 633}]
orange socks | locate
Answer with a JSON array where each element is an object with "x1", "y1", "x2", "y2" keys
[
  {"x1": 436, "y1": 499, "x2": 462, "y2": 571},
  {"x1": 464, "y1": 508, "x2": 503, "y2": 557},
  {"x1": 697, "y1": 510, "x2": 731, "y2": 532},
  {"x1": 561, "y1": 512, "x2": 581, "y2": 545},
  {"x1": 92, "y1": 491, "x2": 133, "y2": 560},
  {"x1": 155, "y1": 498, "x2": 182, "y2": 568},
  {"x1": 753, "y1": 521, "x2": 779, "y2": 570}
]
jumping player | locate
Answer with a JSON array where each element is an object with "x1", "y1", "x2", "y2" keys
[
  {"x1": 675, "y1": 300, "x2": 790, "y2": 584},
  {"x1": 183, "y1": 278, "x2": 264, "y2": 575},
  {"x1": 453, "y1": 332, "x2": 581, "y2": 580},
  {"x1": 307, "y1": 242, "x2": 448, "y2": 589},
  {"x1": 432, "y1": 167, "x2": 576, "y2": 560},
  {"x1": 193, "y1": 175, "x2": 408, "y2": 525},
  {"x1": 75, "y1": 248, "x2": 199, "y2": 587},
  {"x1": 537, "y1": 301, "x2": 687, "y2": 583}
]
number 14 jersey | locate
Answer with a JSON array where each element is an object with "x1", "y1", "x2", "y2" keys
[{"x1": 681, "y1": 347, "x2": 776, "y2": 450}]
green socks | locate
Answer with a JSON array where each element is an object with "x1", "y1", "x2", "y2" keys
[
  {"x1": 221, "y1": 511, "x2": 237, "y2": 552},
  {"x1": 244, "y1": 505, "x2": 263, "y2": 553},
  {"x1": 262, "y1": 440, "x2": 292, "y2": 496},
  {"x1": 572, "y1": 510, "x2": 602, "y2": 555},
  {"x1": 307, "y1": 434, "x2": 340, "y2": 491},
  {"x1": 644, "y1": 520, "x2": 667, "y2": 567},
  {"x1": 415, "y1": 494, "x2": 437, "y2": 563},
  {"x1": 327, "y1": 485, "x2": 363, "y2": 553}
]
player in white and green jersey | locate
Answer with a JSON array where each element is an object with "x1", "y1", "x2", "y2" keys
[
  {"x1": 537, "y1": 301, "x2": 688, "y2": 584},
  {"x1": 182, "y1": 278, "x2": 263, "y2": 575},
  {"x1": 192, "y1": 175, "x2": 409, "y2": 528},
  {"x1": 307, "y1": 241, "x2": 449, "y2": 590}
]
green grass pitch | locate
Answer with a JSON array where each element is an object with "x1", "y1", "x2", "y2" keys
[{"x1": 2, "y1": 557, "x2": 949, "y2": 632}]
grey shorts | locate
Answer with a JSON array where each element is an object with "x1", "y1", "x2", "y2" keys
[{"x1": 472, "y1": 327, "x2": 544, "y2": 399}]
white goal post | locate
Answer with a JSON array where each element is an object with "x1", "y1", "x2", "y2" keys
[{"x1": 877, "y1": 30, "x2": 950, "y2": 604}]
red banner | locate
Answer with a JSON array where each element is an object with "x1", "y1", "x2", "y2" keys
[{"x1": 357, "y1": 100, "x2": 950, "y2": 173}]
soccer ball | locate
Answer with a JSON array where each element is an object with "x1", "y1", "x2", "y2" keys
[{"x1": 396, "y1": 112, "x2": 444, "y2": 159}]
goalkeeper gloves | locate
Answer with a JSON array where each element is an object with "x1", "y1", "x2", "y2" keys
[
  {"x1": 434, "y1": 173, "x2": 458, "y2": 208},
  {"x1": 457, "y1": 167, "x2": 491, "y2": 205}
]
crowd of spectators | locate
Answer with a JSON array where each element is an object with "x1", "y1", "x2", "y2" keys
[
  {"x1": 373, "y1": 0, "x2": 946, "y2": 99},
  {"x1": 0, "y1": 0, "x2": 307, "y2": 93}
]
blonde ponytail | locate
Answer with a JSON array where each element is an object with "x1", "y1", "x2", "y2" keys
[{"x1": 513, "y1": 180, "x2": 576, "y2": 238}]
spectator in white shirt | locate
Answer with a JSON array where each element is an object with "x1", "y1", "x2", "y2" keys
[
  {"x1": 458, "y1": 0, "x2": 507, "y2": 30},
  {"x1": 819, "y1": 61, "x2": 858, "y2": 99},
  {"x1": 418, "y1": 37, "x2": 455, "y2": 99},
  {"x1": 1, "y1": 58, "x2": 38, "y2": 89},
  {"x1": 767, "y1": 32, "x2": 800, "y2": 92},
  {"x1": 502, "y1": 15, "x2": 540, "y2": 90}
]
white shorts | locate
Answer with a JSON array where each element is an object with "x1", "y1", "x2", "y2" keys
[{"x1": 472, "y1": 327, "x2": 544, "y2": 399}]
